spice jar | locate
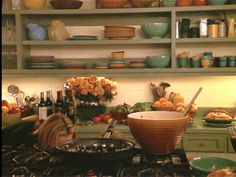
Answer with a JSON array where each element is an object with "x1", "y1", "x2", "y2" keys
[{"x1": 207, "y1": 20, "x2": 218, "y2": 38}]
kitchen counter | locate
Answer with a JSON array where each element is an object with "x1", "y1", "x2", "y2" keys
[
  {"x1": 74, "y1": 107, "x2": 236, "y2": 153},
  {"x1": 75, "y1": 107, "x2": 236, "y2": 134}
]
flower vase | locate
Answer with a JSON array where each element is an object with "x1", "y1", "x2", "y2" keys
[{"x1": 76, "y1": 100, "x2": 106, "y2": 122}]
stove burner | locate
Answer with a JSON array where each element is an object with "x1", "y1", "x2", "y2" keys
[{"x1": 2, "y1": 144, "x2": 192, "y2": 177}]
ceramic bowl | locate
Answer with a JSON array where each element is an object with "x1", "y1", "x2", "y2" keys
[
  {"x1": 127, "y1": 111, "x2": 188, "y2": 154},
  {"x1": 227, "y1": 0, "x2": 236, "y2": 4},
  {"x1": 146, "y1": 55, "x2": 171, "y2": 68},
  {"x1": 141, "y1": 23, "x2": 170, "y2": 38},
  {"x1": 24, "y1": 0, "x2": 46, "y2": 10},
  {"x1": 161, "y1": 0, "x2": 176, "y2": 7},
  {"x1": 190, "y1": 157, "x2": 236, "y2": 177},
  {"x1": 50, "y1": 0, "x2": 83, "y2": 9},
  {"x1": 98, "y1": 0, "x2": 128, "y2": 8},
  {"x1": 207, "y1": 0, "x2": 227, "y2": 5},
  {"x1": 112, "y1": 51, "x2": 125, "y2": 59},
  {"x1": 129, "y1": 0, "x2": 156, "y2": 7}
]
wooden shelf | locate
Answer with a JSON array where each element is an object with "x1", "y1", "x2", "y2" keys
[
  {"x1": 2, "y1": 68, "x2": 236, "y2": 78},
  {"x1": 2, "y1": 4, "x2": 236, "y2": 15},
  {"x1": 176, "y1": 38, "x2": 236, "y2": 43},
  {"x1": 2, "y1": 4, "x2": 236, "y2": 77},
  {"x1": 22, "y1": 39, "x2": 171, "y2": 45}
]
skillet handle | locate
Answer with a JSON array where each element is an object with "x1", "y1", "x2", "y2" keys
[{"x1": 103, "y1": 119, "x2": 117, "y2": 138}]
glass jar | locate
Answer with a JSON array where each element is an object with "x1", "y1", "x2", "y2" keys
[{"x1": 76, "y1": 100, "x2": 106, "y2": 123}]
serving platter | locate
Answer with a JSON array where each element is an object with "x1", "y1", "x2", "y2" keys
[{"x1": 203, "y1": 121, "x2": 233, "y2": 128}]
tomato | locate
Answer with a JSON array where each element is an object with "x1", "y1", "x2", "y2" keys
[
  {"x1": 100, "y1": 114, "x2": 111, "y2": 122},
  {"x1": 92, "y1": 116, "x2": 101, "y2": 123}
]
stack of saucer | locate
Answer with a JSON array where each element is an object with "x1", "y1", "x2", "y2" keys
[
  {"x1": 28, "y1": 56, "x2": 57, "y2": 69},
  {"x1": 129, "y1": 60, "x2": 146, "y2": 68},
  {"x1": 104, "y1": 26, "x2": 135, "y2": 40},
  {"x1": 94, "y1": 61, "x2": 109, "y2": 69}
]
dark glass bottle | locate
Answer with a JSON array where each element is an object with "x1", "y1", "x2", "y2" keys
[
  {"x1": 45, "y1": 90, "x2": 53, "y2": 116},
  {"x1": 38, "y1": 92, "x2": 47, "y2": 120},
  {"x1": 66, "y1": 89, "x2": 76, "y2": 124},
  {"x1": 54, "y1": 90, "x2": 65, "y2": 114}
]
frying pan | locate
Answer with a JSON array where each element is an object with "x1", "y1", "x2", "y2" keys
[{"x1": 53, "y1": 119, "x2": 136, "y2": 168}]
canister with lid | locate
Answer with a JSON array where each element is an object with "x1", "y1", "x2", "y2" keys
[
  {"x1": 218, "y1": 19, "x2": 226, "y2": 38},
  {"x1": 201, "y1": 52, "x2": 213, "y2": 68},
  {"x1": 207, "y1": 20, "x2": 218, "y2": 38}
]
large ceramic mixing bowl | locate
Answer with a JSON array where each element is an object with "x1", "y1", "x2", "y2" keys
[
  {"x1": 146, "y1": 55, "x2": 171, "y2": 68},
  {"x1": 141, "y1": 23, "x2": 170, "y2": 38},
  {"x1": 127, "y1": 111, "x2": 188, "y2": 154}
]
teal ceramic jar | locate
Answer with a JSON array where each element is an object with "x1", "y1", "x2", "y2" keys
[
  {"x1": 228, "y1": 56, "x2": 236, "y2": 67},
  {"x1": 219, "y1": 56, "x2": 227, "y2": 67},
  {"x1": 191, "y1": 58, "x2": 200, "y2": 68}
]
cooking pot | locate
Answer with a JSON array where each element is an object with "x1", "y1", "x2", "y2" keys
[{"x1": 53, "y1": 120, "x2": 136, "y2": 168}]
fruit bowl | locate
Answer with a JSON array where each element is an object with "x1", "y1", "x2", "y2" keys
[
  {"x1": 2, "y1": 113, "x2": 21, "y2": 127},
  {"x1": 127, "y1": 111, "x2": 188, "y2": 154}
]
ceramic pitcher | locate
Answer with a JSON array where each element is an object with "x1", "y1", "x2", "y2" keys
[{"x1": 26, "y1": 23, "x2": 46, "y2": 40}]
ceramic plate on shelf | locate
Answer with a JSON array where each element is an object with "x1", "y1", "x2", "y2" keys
[{"x1": 68, "y1": 35, "x2": 98, "y2": 40}]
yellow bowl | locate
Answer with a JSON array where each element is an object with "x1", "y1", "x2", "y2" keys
[
  {"x1": 111, "y1": 51, "x2": 125, "y2": 59},
  {"x1": 127, "y1": 111, "x2": 188, "y2": 154}
]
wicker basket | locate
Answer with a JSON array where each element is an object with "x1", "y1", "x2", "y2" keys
[
  {"x1": 129, "y1": 0, "x2": 156, "y2": 7},
  {"x1": 97, "y1": 0, "x2": 128, "y2": 8}
]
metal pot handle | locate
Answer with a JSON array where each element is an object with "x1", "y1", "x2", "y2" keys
[{"x1": 103, "y1": 119, "x2": 117, "y2": 138}]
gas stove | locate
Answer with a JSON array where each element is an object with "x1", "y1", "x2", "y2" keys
[{"x1": 2, "y1": 144, "x2": 192, "y2": 177}]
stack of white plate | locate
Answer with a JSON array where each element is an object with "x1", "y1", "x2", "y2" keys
[{"x1": 28, "y1": 56, "x2": 56, "y2": 69}]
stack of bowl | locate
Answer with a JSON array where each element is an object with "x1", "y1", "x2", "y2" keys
[
  {"x1": 104, "y1": 26, "x2": 135, "y2": 40},
  {"x1": 109, "y1": 51, "x2": 127, "y2": 69}
]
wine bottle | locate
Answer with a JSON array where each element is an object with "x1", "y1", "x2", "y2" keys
[
  {"x1": 38, "y1": 91, "x2": 47, "y2": 120},
  {"x1": 45, "y1": 90, "x2": 53, "y2": 116},
  {"x1": 66, "y1": 89, "x2": 76, "y2": 124},
  {"x1": 54, "y1": 90, "x2": 65, "y2": 114}
]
